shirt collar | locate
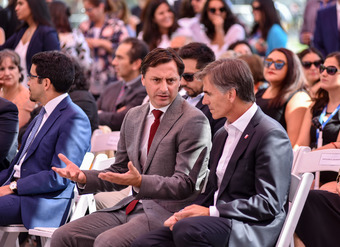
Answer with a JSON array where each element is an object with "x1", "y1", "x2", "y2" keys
[
  {"x1": 148, "y1": 102, "x2": 171, "y2": 115},
  {"x1": 44, "y1": 93, "x2": 68, "y2": 117},
  {"x1": 224, "y1": 103, "x2": 258, "y2": 133}
]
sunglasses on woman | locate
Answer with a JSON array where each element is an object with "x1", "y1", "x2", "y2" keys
[
  {"x1": 301, "y1": 60, "x2": 322, "y2": 69},
  {"x1": 208, "y1": 7, "x2": 226, "y2": 14},
  {"x1": 182, "y1": 73, "x2": 196, "y2": 82},
  {"x1": 319, "y1": 65, "x2": 339, "y2": 75},
  {"x1": 264, "y1": 58, "x2": 286, "y2": 70}
]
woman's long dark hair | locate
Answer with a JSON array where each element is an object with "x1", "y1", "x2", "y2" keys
[
  {"x1": 141, "y1": 0, "x2": 179, "y2": 51},
  {"x1": 200, "y1": 0, "x2": 239, "y2": 41},
  {"x1": 49, "y1": 1, "x2": 72, "y2": 33},
  {"x1": 26, "y1": 0, "x2": 53, "y2": 26},
  {"x1": 267, "y1": 48, "x2": 306, "y2": 108},
  {"x1": 250, "y1": 0, "x2": 283, "y2": 40},
  {"x1": 312, "y1": 52, "x2": 340, "y2": 114}
]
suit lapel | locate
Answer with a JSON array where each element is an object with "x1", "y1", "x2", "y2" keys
[
  {"x1": 195, "y1": 97, "x2": 205, "y2": 111},
  {"x1": 132, "y1": 103, "x2": 149, "y2": 173},
  {"x1": 217, "y1": 109, "x2": 261, "y2": 198},
  {"x1": 143, "y1": 95, "x2": 184, "y2": 172},
  {"x1": 23, "y1": 97, "x2": 69, "y2": 162}
]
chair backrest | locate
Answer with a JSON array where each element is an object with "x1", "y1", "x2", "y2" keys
[
  {"x1": 92, "y1": 157, "x2": 115, "y2": 170},
  {"x1": 275, "y1": 173, "x2": 314, "y2": 247},
  {"x1": 292, "y1": 147, "x2": 340, "y2": 189},
  {"x1": 79, "y1": 152, "x2": 95, "y2": 170},
  {"x1": 91, "y1": 129, "x2": 120, "y2": 153}
]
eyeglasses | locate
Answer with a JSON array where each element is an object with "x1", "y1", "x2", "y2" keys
[
  {"x1": 301, "y1": 60, "x2": 323, "y2": 69},
  {"x1": 182, "y1": 73, "x2": 196, "y2": 82},
  {"x1": 208, "y1": 7, "x2": 226, "y2": 14},
  {"x1": 264, "y1": 58, "x2": 286, "y2": 70},
  {"x1": 319, "y1": 65, "x2": 339, "y2": 75},
  {"x1": 252, "y1": 6, "x2": 261, "y2": 11},
  {"x1": 27, "y1": 74, "x2": 42, "y2": 80}
]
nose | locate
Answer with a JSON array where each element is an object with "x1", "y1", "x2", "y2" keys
[
  {"x1": 180, "y1": 78, "x2": 187, "y2": 87},
  {"x1": 111, "y1": 57, "x2": 117, "y2": 67},
  {"x1": 4, "y1": 68, "x2": 10, "y2": 75},
  {"x1": 202, "y1": 94, "x2": 208, "y2": 105},
  {"x1": 159, "y1": 80, "x2": 169, "y2": 92}
]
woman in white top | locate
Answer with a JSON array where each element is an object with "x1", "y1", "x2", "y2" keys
[
  {"x1": 138, "y1": 0, "x2": 180, "y2": 51},
  {"x1": 198, "y1": 0, "x2": 245, "y2": 58}
]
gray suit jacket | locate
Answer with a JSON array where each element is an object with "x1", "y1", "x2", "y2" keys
[
  {"x1": 80, "y1": 95, "x2": 211, "y2": 229},
  {"x1": 97, "y1": 76, "x2": 147, "y2": 130},
  {"x1": 195, "y1": 108, "x2": 292, "y2": 246}
]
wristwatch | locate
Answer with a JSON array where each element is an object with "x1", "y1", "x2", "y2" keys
[{"x1": 9, "y1": 181, "x2": 17, "y2": 194}]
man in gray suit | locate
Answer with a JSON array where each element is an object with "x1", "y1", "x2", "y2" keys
[
  {"x1": 132, "y1": 58, "x2": 292, "y2": 247},
  {"x1": 51, "y1": 48, "x2": 211, "y2": 247},
  {"x1": 97, "y1": 37, "x2": 149, "y2": 131}
]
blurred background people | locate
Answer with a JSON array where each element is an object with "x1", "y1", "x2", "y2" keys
[
  {"x1": 0, "y1": 0, "x2": 20, "y2": 43},
  {"x1": 297, "y1": 47, "x2": 324, "y2": 97},
  {"x1": 256, "y1": 48, "x2": 310, "y2": 146},
  {"x1": 249, "y1": 0, "x2": 287, "y2": 56},
  {"x1": 79, "y1": 0, "x2": 129, "y2": 99},
  {"x1": 0, "y1": 0, "x2": 60, "y2": 87},
  {"x1": 228, "y1": 40, "x2": 253, "y2": 56},
  {"x1": 0, "y1": 49, "x2": 35, "y2": 129},
  {"x1": 138, "y1": 0, "x2": 180, "y2": 51},
  {"x1": 49, "y1": 0, "x2": 92, "y2": 72}
]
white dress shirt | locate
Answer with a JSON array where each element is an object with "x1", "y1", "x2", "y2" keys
[{"x1": 209, "y1": 103, "x2": 258, "y2": 217}]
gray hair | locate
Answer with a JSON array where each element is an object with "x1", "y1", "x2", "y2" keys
[{"x1": 196, "y1": 58, "x2": 255, "y2": 102}]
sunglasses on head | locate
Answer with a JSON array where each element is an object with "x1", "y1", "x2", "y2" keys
[
  {"x1": 182, "y1": 73, "x2": 196, "y2": 82},
  {"x1": 264, "y1": 58, "x2": 286, "y2": 70},
  {"x1": 319, "y1": 64, "x2": 339, "y2": 75},
  {"x1": 208, "y1": 7, "x2": 226, "y2": 14},
  {"x1": 301, "y1": 60, "x2": 322, "y2": 69}
]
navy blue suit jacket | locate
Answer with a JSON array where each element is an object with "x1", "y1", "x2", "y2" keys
[
  {"x1": 195, "y1": 108, "x2": 292, "y2": 247},
  {"x1": 0, "y1": 25, "x2": 60, "y2": 72},
  {"x1": 0, "y1": 97, "x2": 18, "y2": 171},
  {"x1": 0, "y1": 96, "x2": 91, "y2": 229},
  {"x1": 313, "y1": 5, "x2": 339, "y2": 57}
]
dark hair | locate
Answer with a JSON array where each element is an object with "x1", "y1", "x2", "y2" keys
[
  {"x1": 197, "y1": 58, "x2": 255, "y2": 102},
  {"x1": 0, "y1": 49, "x2": 24, "y2": 82},
  {"x1": 121, "y1": 37, "x2": 149, "y2": 64},
  {"x1": 141, "y1": 0, "x2": 179, "y2": 51},
  {"x1": 312, "y1": 52, "x2": 340, "y2": 114},
  {"x1": 239, "y1": 54, "x2": 264, "y2": 84},
  {"x1": 84, "y1": 0, "x2": 105, "y2": 7},
  {"x1": 25, "y1": 0, "x2": 53, "y2": 26},
  {"x1": 178, "y1": 42, "x2": 215, "y2": 70},
  {"x1": 48, "y1": 1, "x2": 72, "y2": 33},
  {"x1": 178, "y1": 0, "x2": 195, "y2": 18},
  {"x1": 200, "y1": 0, "x2": 239, "y2": 41},
  {"x1": 69, "y1": 58, "x2": 89, "y2": 92},
  {"x1": 31, "y1": 51, "x2": 75, "y2": 93},
  {"x1": 250, "y1": 0, "x2": 283, "y2": 40},
  {"x1": 141, "y1": 47, "x2": 184, "y2": 77},
  {"x1": 266, "y1": 48, "x2": 306, "y2": 107},
  {"x1": 228, "y1": 40, "x2": 253, "y2": 53},
  {"x1": 297, "y1": 47, "x2": 324, "y2": 61}
]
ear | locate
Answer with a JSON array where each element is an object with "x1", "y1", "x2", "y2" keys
[
  {"x1": 228, "y1": 88, "x2": 237, "y2": 103},
  {"x1": 132, "y1": 59, "x2": 142, "y2": 72},
  {"x1": 43, "y1": 78, "x2": 52, "y2": 91},
  {"x1": 141, "y1": 74, "x2": 145, "y2": 86}
]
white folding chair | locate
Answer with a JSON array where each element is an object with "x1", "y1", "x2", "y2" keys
[
  {"x1": 91, "y1": 129, "x2": 120, "y2": 154},
  {"x1": 275, "y1": 172, "x2": 314, "y2": 247},
  {"x1": 0, "y1": 224, "x2": 27, "y2": 247},
  {"x1": 28, "y1": 152, "x2": 95, "y2": 247},
  {"x1": 292, "y1": 147, "x2": 340, "y2": 189}
]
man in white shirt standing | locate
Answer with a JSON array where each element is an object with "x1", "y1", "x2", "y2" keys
[
  {"x1": 0, "y1": 51, "x2": 91, "y2": 229},
  {"x1": 132, "y1": 58, "x2": 293, "y2": 247}
]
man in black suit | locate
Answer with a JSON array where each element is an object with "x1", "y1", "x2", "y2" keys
[
  {"x1": 0, "y1": 97, "x2": 18, "y2": 171},
  {"x1": 132, "y1": 58, "x2": 293, "y2": 247},
  {"x1": 97, "y1": 38, "x2": 149, "y2": 130},
  {"x1": 178, "y1": 42, "x2": 225, "y2": 137}
]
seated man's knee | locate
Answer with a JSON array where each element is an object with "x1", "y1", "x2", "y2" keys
[
  {"x1": 172, "y1": 217, "x2": 200, "y2": 241},
  {"x1": 51, "y1": 226, "x2": 70, "y2": 247}
]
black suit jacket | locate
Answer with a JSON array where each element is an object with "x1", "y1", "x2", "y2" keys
[
  {"x1": 195, "y1": 107, "x2": 292, "y2": 247},
  {"x1": 97, "y1": 76, "x2": 147, "y2": 130},
  {"x1": 0, "y1": 97, "x2": 18, "y2": 171}
]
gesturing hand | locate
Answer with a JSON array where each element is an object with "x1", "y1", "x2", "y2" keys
[
  {"x1": 98, "y1": 161, "x2": 142, "y2": 187},
  {"x1": 52, "y1": 153, "x2": 87, "y2": 184}
]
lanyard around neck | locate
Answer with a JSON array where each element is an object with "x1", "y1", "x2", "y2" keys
[{"x1": 316, "y1": 104, "x2": 340, "y2": 140}]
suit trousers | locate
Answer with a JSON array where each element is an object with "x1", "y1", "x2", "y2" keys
[
  {"x1": 0, "y1": 194, "x2": 22, "y2": 225},
  {"x1": 132, "y1": 216, "x2": 232, "y2": 247},
  {"x1": 51, "y1": 203, "x2": 150, "y2": 247}
]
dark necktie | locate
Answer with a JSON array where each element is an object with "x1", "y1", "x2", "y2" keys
[
  {"x1": 147, "y1": 110, "x2": 163, "y2": 154},
  {"x1": 126, "y1": 109, "x2": 163, "y2": 215}
]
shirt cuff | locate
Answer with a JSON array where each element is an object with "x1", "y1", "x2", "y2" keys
[{"x1": 209, "y1": 205, "x2": 220, "y2": 217}]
